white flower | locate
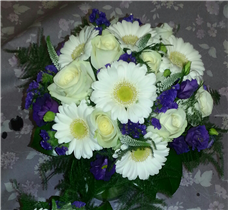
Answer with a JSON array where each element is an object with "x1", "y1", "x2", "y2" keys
[
  {"x1": 195, "y1": 87, "x2": 213, "y2": 117},
  {"x1": 48, "y1": 60, "x2": 95, "y2": 104},
  {"x1": 140, "y1": 50, "x2": 161, "y2": 73},
  {"x1": 58, "y1": 26, "x2": 99, "y2": 68},
  {"x1": 147, "y1": 108, "x2": 187, "y2": 141},
  {"x1": 162, "y1": 35, "x2": 205, "y2": 82},
  {"x1": 90, "y1": 61, "x2": 157, "y2": 124},
  {"x1": 107, "y1": 20, "x2": 158, "y2": 52},
  {"x1": 154, "y1": 23, "x2": 173, "y2": 41},
  {"x1": 53, "y1": 101, "x2": 102, "y2": 159},
  {"x1": 91, "y1": 30, "x2": 123, "y2": 69},
  {"x1": 115, "y1": 132, "x2": 169, "y2": 180},
  {"x1": 89, "y1": 109, "x2": 121, "y2": 148}
]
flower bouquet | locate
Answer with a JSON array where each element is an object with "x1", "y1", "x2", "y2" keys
[{"x1": 10, "y1": 8, "x2": 226, "y2": 210}]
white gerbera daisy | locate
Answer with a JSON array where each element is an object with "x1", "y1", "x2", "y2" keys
[
  {"x1": 53, "y1": 101, "x2": 102, "y2": 159},
  {"x1": 115, "y1": 133, "x2": 170, "y2": 180},
  {"x1": 162, "y1": 35, "x2": 205, "y2": 82},
  {"x1": 58, "y1": 26, "x2": 99, "y2": 68},
  {"x1": 90, "y1": 61, "x2": 157, "y2": 124},
  {"x1": 107, "y1": 20, "x2": 158, "y2": 52}
]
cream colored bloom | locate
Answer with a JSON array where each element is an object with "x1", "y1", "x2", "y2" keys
[
  {"x1": 89, "y1": 109, "x2": 121, "y2": 148},
  {"x1": 154, "y1": 23, "x2": 173, "y2": 41},
  {"x1": 90, "y1": 61, "x2": 157, "y2": 124},
  {"x1": 115, "y1": 132, "x2": 169, "y2": 180},
  {"x1": 107, "y1": 20, "x2": 158, "y2": 52},
  {"x1": 91, "y1": 30, "x2": 123, "y2": 70},
  {"x1": 140, "y1": 50, "x2": 161, "y2": 73},
  {"x1": 53, "y1": 101, "x2": 102, "y2": 159},
  {"x1": 58, "y1": 26, "x2": 99, "y2": 68},
  {"x1": 48, "y1": 60, "x2": 95, "y2": 104},
  {"x1": 147, "y1": 108, "x2": 187, "y2": 141},
  {"x1": 195, "y1": 87, "x2": 213, "y2": 117}
]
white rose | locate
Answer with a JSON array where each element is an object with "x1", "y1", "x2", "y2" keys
[
  {"x1": 91, "y1": 30, "x2": 123, "y2": 69},
  {"x1": 48, "y1": 60, "x2": 95, "y2": 104},
  {"x1": 155, "y1": 23, "x2": 173, "y2": 40},
  {"x1": 147, "y1": 108, "x2": 187, "y2": 140},
  {"x1": 89, "y1": 109, "x2": 121, "y2": 148},
  {"x1": 140, "y1": 50, "x2": 161, "y2": 73},
  {"x1": 195, "y1": 87, "x2": 213, "y2": 117}
]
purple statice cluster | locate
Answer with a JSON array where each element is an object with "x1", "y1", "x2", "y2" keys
[
  {"x1": 151, "y1": 118, "x2": 161, "y2": 130},
  {"x1": 90, "y1": 154, "x2": 115, "y2": 181},
  {"x1": 121, "y1": 120, "x2": 147, "y2": 138},
  {"x1": 40, "y1": 130, "x2": 68, "y2": 155},
  {"x1": 89, "y1": 9, "x2": 110, "y2": 34},
  {"x1": 121, "y1": 14, "x2": 142, "y2": 25},
  {"x1": 25, "y1": 81, "x2": 41, "y2": 109},
  {"x1": 118, "y1": 52, "x2": 136, "y2": 63},
  {"x1": 169, "y1": 125, "x2": 211, "y2": 154},
  {"x1": 155, "y1": 84, "x2": 180, "y2": 113},
  {"x1": 55, "y1": 200, "x2": 86, "y2": 209}
]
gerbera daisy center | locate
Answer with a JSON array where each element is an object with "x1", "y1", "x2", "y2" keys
[
  {"x1": 169, "y1": 51, "x2": 188, "y2": 68},
  {"x1": 122, "y1": 35, "x2": 139, "y2": 46},
  {"x1": 71, "y1": 43, "x2": 85, "y2": 60},
  {"x1": 113, "y1": 81, "x2": 137, "y2": 106},
  {"x1": 70, "y1": 119, "x2": 88, "y2": 139},
  {"x1": 131, "y1": 148, "x2": 151, "y2": 162}
]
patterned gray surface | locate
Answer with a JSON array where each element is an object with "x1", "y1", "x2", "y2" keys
[{"x1": 1, "y1": 1, "x2": 228, "y2": 210}]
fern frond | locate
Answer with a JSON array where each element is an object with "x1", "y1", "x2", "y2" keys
[{"x1": 160, "y1": 72, "x2": 182, "y2": 92}]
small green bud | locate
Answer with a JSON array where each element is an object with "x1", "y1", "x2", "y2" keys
[
  {"x1": 160, "y1": 45, "x2": 167, "y2": 53},
  {"x1": 43, "y1": 111, "x2": 55, "y2": 122},
  {"x1": 47, "y1": 130, "x2": 59, "y2": 147},
  {"x1": 209, "y1": 128, "x2": 219, "y2": 136},
  {"x1": 163, "y1": 69, "x2": 171, "y2": 77},
  {"x1": 183, "y1": 61, "x2": 191, "y2": 76},
  {"x1": 42, "y1": 73, "x2": 53, "y2": 84}
]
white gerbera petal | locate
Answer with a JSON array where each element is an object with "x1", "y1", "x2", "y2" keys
[
  {"x1": 163, "y1": 35, "x2": 205, "y2": 82},
  {"x1": 58, "y1": 26, "x2": 99, "y2": 68},
  {"x1": 91, "y1": 61, "x2": 157, "y2": 124},
  {"x1": 115, "y1": 133, "x2": 170, "y2": 180},
  {"x1": 107, "y1": 20, "x2": 158, "y2": 52},
  {"x1": 53, "y1": 101, "x2": 102, "y2": 159}
]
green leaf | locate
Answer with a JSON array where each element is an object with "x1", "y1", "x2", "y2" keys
[
  {"x1": 155, "y1": 149, "x2": 182, "y2": 196},
  {"x1": 136, "y1": 34, "x2": 151, "y2": 51},
  {"x1": 120, "y1": 135, "x2": 151, "y2": 147},
  {"x1": 29, "y1": 124, "x2": 57, "y2": 156},
  {"x1": 46, "y1": 36, "x2": 61, "y2": 71},
  {"x1": 161, "y1": 72, "x2": 183, "y2": 91},
  {"x1": 94, "y1": 201, "x2": 113, "y2": 210}
]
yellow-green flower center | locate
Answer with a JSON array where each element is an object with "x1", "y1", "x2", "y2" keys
[
  {"x1": 97, "y1": 115, "x2": 114, "y2": 136},
  {"x1": 122, "y1": 35, "x2": 139, "y2": 46},
  {"x1": 101, "y1": 165, "x2": 108, "y2": 169},
  {"x1": 71, "y1": 43, "x2": 85, "y2": 60},
  {"x1": 131, "y1": 148, "x2": 151, "y2": 162},
  {"x1": 113, "y1": 81, "x2": 137, "y2": 106},
  {"x1": 169, "y1": 51, "x2": 188, "y2": 68},
  {"x1": 70, "y1": 119, "x2": 88, "y2": 139}
]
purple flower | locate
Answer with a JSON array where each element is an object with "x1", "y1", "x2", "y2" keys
[
  {"x1": 33, "y1": 93, "x2": 59, "y2": 127},
  {"x1": 177, "y1": 79, "x2": 198, "y2": 99},
  {"x1": 169, "y1": 136, "x2": 190, "y2": 154},
  {"x1": 89, "y1": 9, "x2": 110, "y2": 30},
  {"x1": 45, "y1": 65, "x2": 58, "y2": 74},
  {"x1": 90, "y1": 154, "x2": 115, "y2": 181},
  {"x1": 40, "y1": 130, "x2": 52, "y2": 150},
  {"x1": 118, "y1": 53, "x2": 136, "y2": 63},
  {"x1": 25, "y1": 92, "x2": 34, "y2": 109},
  {"x1": 121, "y1": 120, "x2": 147, "y2": 138},
  {"x1": 156, "y1": 84, "x2": 180, "y2": 113},
  {"x1": 185, "y1": 125, "x2": 210, "y2": 152},
  {"x1": 151, "y1": 118, "x2": 161, "y2": 130},
  {"x1": 27, "y1": 81, "x2": 40, "y2": 93},
  {"x1": 72, "y1": 201, "x2": 86, "y2": 208},
  {"x1": 55, "y1": 146, "x2": 68, "y2": 155},
  {"x1": 122, "y1": 14, "x2": 142, "y2": 25}
]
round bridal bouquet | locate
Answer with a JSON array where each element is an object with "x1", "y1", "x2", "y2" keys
[{"x1": 11, "y1": 8, "x2": 225, "y2": 210}]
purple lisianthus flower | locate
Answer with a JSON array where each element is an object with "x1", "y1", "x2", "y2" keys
[
  {"x1": 151, "y1": 118, "x2": 161, "y2": 130},
  {"x1": 177, "y1": 79, "x2": 198, "y2": 99},
  {"x1": 118, "y1": 53, "x2": 136, "y2": 63},
  {"x1": 90, "y1": 154, "x2": 115, "y2": 181},
  {"x1": 72, "y1": 201, "x2": 86, "y2": 208},
  {"x1": 185, "y1": 125, "x2": 210, "y2": 152},
  {"x1": 33, "y1": 93, "x2": 59, "y2": 127},
  {"x1": 156, "y1": 84, "x2": 180, "y2": 113},
  {"x1": 169, "y1": 136, "x2": 190, "y2": 154},
  {"x1": 55, "y1": 146, "x2": 68, "y2": 155}
]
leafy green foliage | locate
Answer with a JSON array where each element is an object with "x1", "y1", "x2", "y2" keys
[
  {"x1": 208, "y1": 88, "x2": 221, "y2": 105},
  {"x1": 136, "y1": 34, "x2": 151, "y2": 51},
  {"x1": 5, "y1": 29, "x2": 51, "y2": 87},
  {"x1": 120, "y1": 135, "x2": 151, "y2": 147}
]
